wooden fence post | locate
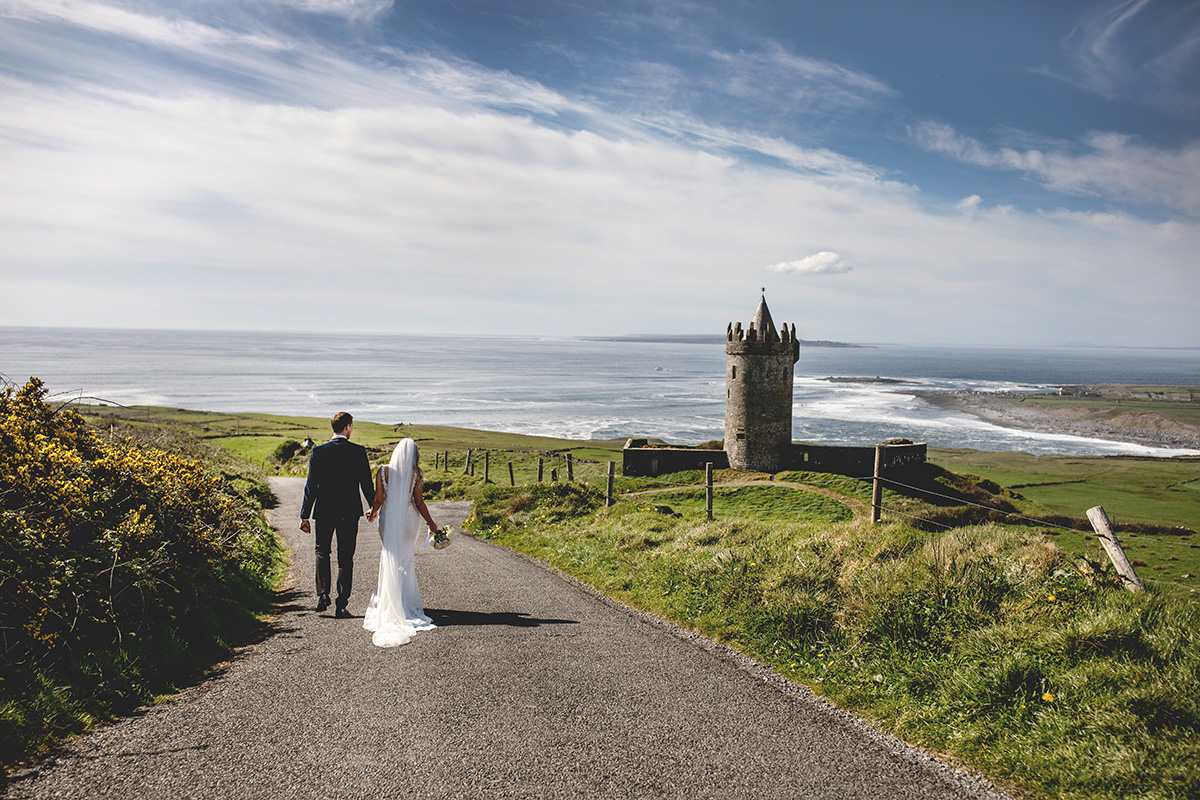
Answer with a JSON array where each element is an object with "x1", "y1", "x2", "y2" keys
[
  {"x1": 508, "y1": 461, "x2": 515, "y2": 486},
  {"x1": 464, "y1": 449, "x2": 472, "y2": 475},
  {"x1": 550, "y1": 468, "x2": 558, "y2": 482},
  {"x1": 606, "y1": 461, "x2": 615, "y2": 507},
  {"x1": 566, "y1": 453, "x2": 574, "y2": 482},
  {"x1": 484, "y1": 451, "x2": 490, "y2": 483},
  {"x1": 871, "y1": 445, "x2": 884, "y2": 524},
  {"x1": 1086, "y1": 506, "x2": 1145, "y2": 592},
  {"x1": 537, "y1": 458, "x2": 544, "y2": 483},
  {"x1": 705, "y1": 462, "x2": 714, "y2": 521}
]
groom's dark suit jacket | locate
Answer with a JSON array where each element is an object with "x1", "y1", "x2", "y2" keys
[{"x1": 300, "y1": 437, "x2": 375, "y2": 521}]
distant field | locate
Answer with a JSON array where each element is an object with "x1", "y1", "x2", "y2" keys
[
  {"x1": 72, "y1": 404, "x2": 627, "y2": 485},
  {"x1": 930, "y1": 447, "x2": 1199, "y2": 589}
]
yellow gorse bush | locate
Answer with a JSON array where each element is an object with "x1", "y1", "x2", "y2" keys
[{"x1": 0, "y1": 377, "x2": 267, "y2": 662}]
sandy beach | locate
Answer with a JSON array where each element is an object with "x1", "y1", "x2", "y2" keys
[{"x1": 914, "y1": 391, "x2": 1200, "y2": 452}]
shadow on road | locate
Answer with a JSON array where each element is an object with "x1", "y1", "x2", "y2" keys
[
  {"x1": 426, "y1": 608, "x2": 579, "y2": 628},
  {"x1": 273, "y1": 587, "x2": 310, "y2": 615}
]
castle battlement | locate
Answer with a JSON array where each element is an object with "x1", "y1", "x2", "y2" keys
[
  {"x1": 726, "y1": 299, "x2": 800, "y2": 362},
  {"x1": 726, "y1": 320, "x2": 800, "y2": 359}
]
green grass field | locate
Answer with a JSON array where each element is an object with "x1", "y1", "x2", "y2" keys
[
  {"x1": 74, "y1": 404, "x2": 627, "y2": 485},
  {"x1": 73, "y1": 403, "x2": 1200, "y2": 590},
  {"x1": 634, "y1": 484, "x2": 854, "y2": 523},
  {"x1": 930, "y1": 448, "x2": 1200, "y2": 591}
]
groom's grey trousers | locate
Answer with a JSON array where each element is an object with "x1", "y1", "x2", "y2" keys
[{"x1": 314, "y1": 516, "x2": 358, "y2": 609}]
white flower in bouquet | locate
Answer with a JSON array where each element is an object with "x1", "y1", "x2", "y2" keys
[{"x1": 430, "y1": 526, "x2": 451, "y2": 550}]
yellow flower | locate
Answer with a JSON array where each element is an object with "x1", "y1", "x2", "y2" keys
[
  {"x1": 1042, "y1": 692, "x2": 1055, "y2": 702},
  {"x1": 1047, "y1": 593, "x2": 1056, "y2": 602}
]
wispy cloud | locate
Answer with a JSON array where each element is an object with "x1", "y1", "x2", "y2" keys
[
  {"x1": 265, "y1": 0, "x2": 392, "y2": 19},
  {"x1": 0, "y1": 0, "x2": 289, "y2": 51},
  {"x1": 1043, "y1": 0, "x2": 1200, "y2": 112},
  {"x1": 912, "y1": 121, "x2": 1200, "y2": 216},
  {"x1": 706, "y1": 41, "x2": 897, "y2": 117}
]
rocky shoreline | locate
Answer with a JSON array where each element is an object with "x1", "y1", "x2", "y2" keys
[{"x1": 913, "y1": 391, "x2": 1200, "y2": 452}]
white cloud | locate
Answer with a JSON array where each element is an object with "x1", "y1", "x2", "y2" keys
[
  {"x1": 707, "y1": 41, "x2": 897, "y2": 115},
  {"x1": 912, "y1": 121, "x2": 1200, "y2": 217},
  {"x1": 0, "y1": 1, "x2": 1198, "y2": 346},
  {"x1": 265, "y1": 0, "x2": 392, "y2": 19},
  {"x1": 765, "y1": 252, "x2": 853, "y2": 275},
  {"x1": 1043, "y1": 0, "x2": 1200, "y2": 113},
  {"x1": 0, "y1": 0, "x2": 289, "y2": 51},
  {"x1": 957, "y1": 194, "x2": 983, "y2": 216}
]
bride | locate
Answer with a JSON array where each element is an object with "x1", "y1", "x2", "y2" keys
[{"x1": 362, "y1": 438, "x2": 443, "y2": 647}]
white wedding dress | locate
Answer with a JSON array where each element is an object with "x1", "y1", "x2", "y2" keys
[{"x1": 362, "y1": 439, "x2": 436, "y2": 647}]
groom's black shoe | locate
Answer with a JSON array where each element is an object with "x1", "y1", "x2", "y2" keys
[
  {"x1": 315, "y1": 595, "x2": 331, "y2": 612},
  {"x1": 334, "y1": 606, "x2": 351, "y2": 619}
]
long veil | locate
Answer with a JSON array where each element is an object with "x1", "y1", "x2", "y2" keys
[{"x1": 362, "y1": 439, "x2": 435, "y2": 647}]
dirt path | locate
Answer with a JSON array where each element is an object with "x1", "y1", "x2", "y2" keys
[{"x1": 5, "y1": 478, "x2": 1007, "y2": 800}]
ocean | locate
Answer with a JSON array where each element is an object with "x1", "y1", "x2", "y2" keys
[{"x1": 2, "y1": 327, "x2": 1197, "y2": 457}]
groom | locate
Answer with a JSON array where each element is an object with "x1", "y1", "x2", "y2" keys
[{"x1": 300, "y1": 411, "x2": 375, "y2": 618}]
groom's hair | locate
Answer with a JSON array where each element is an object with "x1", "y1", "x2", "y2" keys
[{"x1": 330, "y1": 411, "x2": 353, "y2": 433}]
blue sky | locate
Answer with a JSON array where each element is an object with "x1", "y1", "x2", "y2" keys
[{"x1": 1, "y1": 0, "x2": 1197, "y2": 345}]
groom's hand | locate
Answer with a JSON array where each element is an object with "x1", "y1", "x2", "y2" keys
[{"x1": 299, "y1": 519, "x2": 311, "y2": 533}]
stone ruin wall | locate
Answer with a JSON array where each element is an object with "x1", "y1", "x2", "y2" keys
[{"x1": 623, "y1": 440, "x2": 927, "y2": 478}]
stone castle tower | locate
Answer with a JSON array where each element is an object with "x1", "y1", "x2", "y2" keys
[{"x1": 724, "y1": 295, "x2": 800, "y2": 472}]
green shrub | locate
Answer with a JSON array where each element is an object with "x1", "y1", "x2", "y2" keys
[
  {"x1": 0, "y1": 378, "x2": 283, "y2": 768},
  {"x1": 271, "y1": 439, "x2": 303, "y2": 463}
]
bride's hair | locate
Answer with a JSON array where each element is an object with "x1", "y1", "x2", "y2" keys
[{"x1": 384, "y1": 438, "x2": 423, "y2": 485}]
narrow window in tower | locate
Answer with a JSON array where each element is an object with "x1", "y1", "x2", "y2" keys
[
  {"x1": 736, "y1": 430, "x2": 746, "y2": 440},
  {"x1": 731, "y1": 366, "x2": 737, "y2": 380}
]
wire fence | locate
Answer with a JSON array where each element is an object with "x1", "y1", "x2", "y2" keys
[
  {"x1": 426, "y1": 448, "x2": 615, "y2": 488},
  {"x1": 627, "y1": 468, "x2": 1197, "y2": 590}
]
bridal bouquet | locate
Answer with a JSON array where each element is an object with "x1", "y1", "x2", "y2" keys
[{"x1": 430, "y1": 526, "x2": 452, "y2": 550}]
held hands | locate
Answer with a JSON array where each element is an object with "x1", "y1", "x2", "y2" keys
[{"x1": 366, "y1": 508, "x2": 378, "y2": 522}]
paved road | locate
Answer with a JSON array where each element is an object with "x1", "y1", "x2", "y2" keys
[{"x1": 5, "y1": 478, "x2": 1008, "y2": 799}]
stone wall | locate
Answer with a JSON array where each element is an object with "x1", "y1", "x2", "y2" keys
[
  {"x1": 622, "y1": 440, "x2": 729, "y2": 477},
  {"x1": 786, "y1": 442, "x2": 926, "y2": 478},
  {"x1": 622, "y1": 439, "x2": 925, "y2": 478}
]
